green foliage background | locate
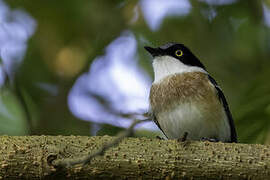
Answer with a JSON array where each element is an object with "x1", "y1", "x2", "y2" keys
[{"x1": 1, "y1": 0, "x2": 270, "y2": 144}]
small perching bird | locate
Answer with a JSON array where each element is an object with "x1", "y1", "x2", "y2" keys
[{"x1": 145, "y1": 43, "x2": 237, "y2": 143}]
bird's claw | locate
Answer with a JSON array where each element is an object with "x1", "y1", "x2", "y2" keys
[{"x1": 177, "y1": 132, "x2": 188, "y2": 142}]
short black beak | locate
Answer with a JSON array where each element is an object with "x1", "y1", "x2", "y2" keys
[{"x1": 144, "y1": 46, "x2": 162, "y2": 57}]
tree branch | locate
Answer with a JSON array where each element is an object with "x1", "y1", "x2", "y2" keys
[
  {"x1": 0, "y1": 135, "x2": 270, "y2": 179},
  {"x1": 52, "y1": 119, "x2": 150, "y2": 167}
]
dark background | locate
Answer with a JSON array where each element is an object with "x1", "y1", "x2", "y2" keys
[{"x1": 1, "y1": 0, "x2": 270, "y2": 144}]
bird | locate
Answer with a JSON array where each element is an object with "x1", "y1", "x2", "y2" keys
[{"x1": 144, "y1": 42, "x2": 237, "y2": 143}]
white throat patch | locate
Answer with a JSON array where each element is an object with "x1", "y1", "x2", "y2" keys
[{"x1": 152, "y1": 56, "x2": 208, "y2": 83}]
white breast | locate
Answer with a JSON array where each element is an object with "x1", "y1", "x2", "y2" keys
[
  {"x1": 157, "y1": 102, "x2": 231, "y2": 142},
  {"x1": 151, "y1": 56, "x2": 231, "y2": 142},
  {"x1": 152, "y1": 56, "x2": 208, "y2": 83}
]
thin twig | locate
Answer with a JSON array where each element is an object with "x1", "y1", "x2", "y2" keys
[{"x1": 52, "y1": 118, "x2": 151, "y2": 167}]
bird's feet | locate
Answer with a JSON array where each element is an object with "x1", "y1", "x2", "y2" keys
[
  {"x1": 200, "y1": 137, "x2": 219, "y2": 142},
  {"x1": 177, "y1": 132, "x2": 188, "y2": 142}
]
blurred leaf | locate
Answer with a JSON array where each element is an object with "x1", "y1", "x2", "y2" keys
[{"x1": 0, "y1": 87, "x2": 29, "y2": 135}]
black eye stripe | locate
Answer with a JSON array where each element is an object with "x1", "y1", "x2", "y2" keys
[{"x1": 145, "y1": 43, "x2": 206, "y2": 70}]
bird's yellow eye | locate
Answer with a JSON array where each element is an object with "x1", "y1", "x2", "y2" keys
[{"x1": 175, "y1": 50, "x2": 183, "y2": 57}]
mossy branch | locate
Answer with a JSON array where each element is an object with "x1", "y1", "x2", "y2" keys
[{"x1": 0, "y1": 135, "x2": 270, "y2": 179}]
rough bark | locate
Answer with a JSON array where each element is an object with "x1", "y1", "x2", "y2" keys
[{"x1": 0, "y1": 135, "x2": 269, "y2": 179}]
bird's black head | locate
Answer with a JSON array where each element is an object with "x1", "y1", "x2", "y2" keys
[{"x1": 144, "y1": 42, "x2": 206, "y2": 70}]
